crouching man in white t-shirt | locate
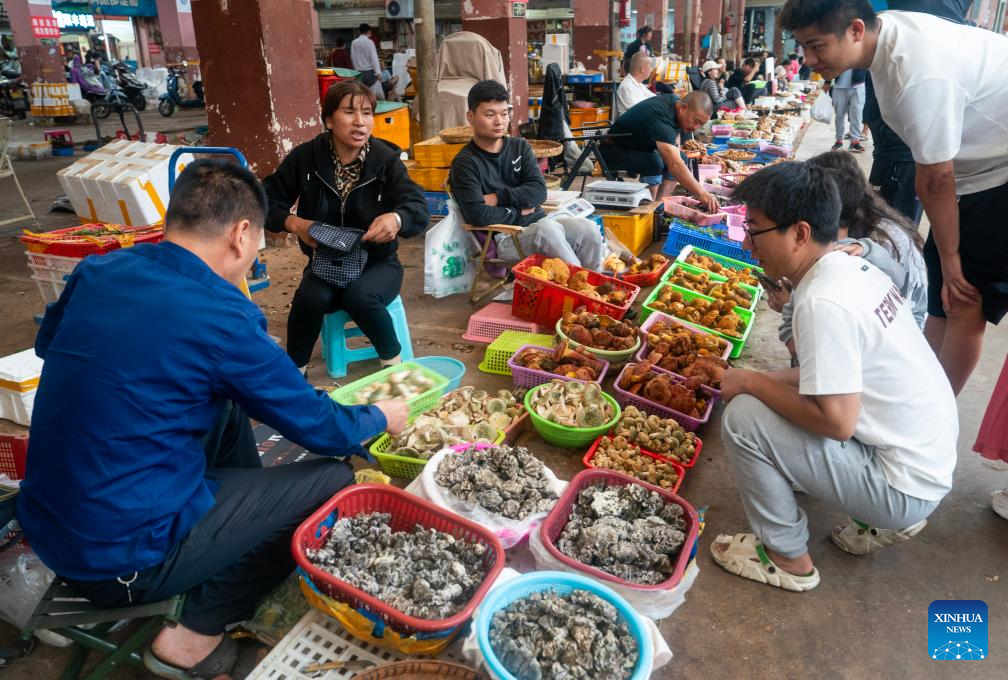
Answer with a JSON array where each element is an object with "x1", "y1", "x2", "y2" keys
[{"x1": 711, "y1": 162, "x2": 958, "y2": 592}]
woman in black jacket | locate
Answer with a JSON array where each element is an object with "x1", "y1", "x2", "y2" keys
[{"x1": 263, "y1": 80, "x2": 428, "y2": 373}]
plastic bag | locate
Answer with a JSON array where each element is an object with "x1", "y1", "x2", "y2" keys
[
  {"x1": 527, "y1": 527, "x2": 699, "y2": 620},
  {"x1": 811, "y1": 92, "x2": 833, "y2": 124},
  {"x1": 423, "y1": 200, "x2": 478, "y2": 298},
  {"x1": 0, "y1": 548, "x2": 54, "y2": 629},
  {"x1": 405, "y1": 447, "x2": 567, "y2": 549}
]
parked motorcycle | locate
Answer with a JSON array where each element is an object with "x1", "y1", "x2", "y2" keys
[
  {"x1": 69, "y1": 56, "x2": 111, "y2": 119},
  {"x1": 158, "y1": 64, "x2": 204, "y2": 117},
  {"x1": 0, "y1": 62, "x2": 28, "y2": 119},
  {"x1": 112, "y1": 62, "x2": 149, "y2": 111}
]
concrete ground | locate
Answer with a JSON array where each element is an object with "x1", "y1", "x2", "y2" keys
[
  {"x1": 5, "y1": 107, "x2": 209, "y2": 147},
  {"x1": 0, "y1": 117, "x2": 1004, "y2": 679}
]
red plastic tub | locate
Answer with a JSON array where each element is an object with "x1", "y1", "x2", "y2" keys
[
  {"x1": 583, "y1": 434, "x2": 692, "y2": 483},
  {"x1": 539, "y1": 468, "x2": 698, "y2": 589},
  {"x1": 20, "y1": 224, "x2": 163, "y2": 257},
  {"x1": 291, "y1": 484, "x2": 505, "y2": 635},
  {"x1": 606, "y1": 409, "x2": 704, "y2": 468},
  {"x1": 613, "y1": 256, "x2": 673, "y2": 288},
  {"x1": 612, "y1": 362, "x2": 718, "y2": 432},
  {"x1": 511, "y1": 254, "x2": 639, "y2": 326}
]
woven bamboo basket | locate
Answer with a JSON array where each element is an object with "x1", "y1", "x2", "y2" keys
[
  {"x1": 354, "y1": 660, "x2": 491, "y2": 679},
  {"x1": 439, "y1": 126, "x2": 474, "y2": 144},
  {"x1": 530, "y1": 139, "x2": 563, "y2": 158},
  {"x1": 543, "y1": 174, "x2": 562, "y2": 188}
]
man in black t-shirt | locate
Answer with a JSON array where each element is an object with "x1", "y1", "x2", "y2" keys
[
  {"x1": 725, "y1": 58, "x2": 765, "y2": 105},
  {"x1": 622, "y1": 26, "x2": 654, "y2": 74}
]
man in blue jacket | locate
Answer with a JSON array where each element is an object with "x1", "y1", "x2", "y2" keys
[{"x1": 17, "y1": 160, "x2": 408, "y2": 678}]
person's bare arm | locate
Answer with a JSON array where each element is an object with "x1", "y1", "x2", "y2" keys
[{"x1": 655, "y1": 141, "x2": 718, "y2": 211}]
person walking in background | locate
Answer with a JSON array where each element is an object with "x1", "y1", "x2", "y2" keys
[
  {"x1": 622, "y1": 26, "x2": 654, "y2": 74},
  {"x1": 329, "y1": 37, "x2": 352, "y2": 69},
  {"x1": 351, "y1": 23, "x2": 385, "y2": 101},
  {"x1": 828, "y1": 68, "x2": 867, "y2": 153}
]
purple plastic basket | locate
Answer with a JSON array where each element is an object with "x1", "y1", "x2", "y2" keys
[
  {"x1": 638, "y1": 311, "x2": 733, "y2": 361},
  {"x1": 507, "y1": 344, "x2": 610, "y2": 389},
  {"x1": 612, "y1": 362, "x2": 718, "y2": 432}
]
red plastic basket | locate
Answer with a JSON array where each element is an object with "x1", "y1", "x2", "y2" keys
[
  {"x1": 291, "y1": 484, "x2": 505, "y2": 635},
  {"x1": 583, "y1": 436, "x2": 687, "y2": 493},
  {"x1": 539, "y1": 468, "x2": 698, "y2": 590},
  {"x1": 612, "y1": 362, "x2": 718, "y2": 432},
  {"x1": 608, "y1": 417, "x2": 703, "y2": 468},
  {"x1": 20, "y1": 224, "x2": 163, "y2": 257},
  {"x1": 0, "y1": 434, "x2": 28, "y2": 481},
  {"x1": 612, "y1": 256, "x2": 674, "y2": 288},
  {"x1": 506, "y1": 344, "x2": 610, "y2": 389},
  {"x1": 511, "y1": 254, "x2": 640, "y2": 326}
]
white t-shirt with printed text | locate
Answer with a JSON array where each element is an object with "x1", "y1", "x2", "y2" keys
[{"x1": 792, "y1": 251, "x2": 957, "y2": 501}]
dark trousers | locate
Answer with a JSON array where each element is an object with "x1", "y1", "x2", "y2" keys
[
  {"x1": 599, "y1": 145, "x2": 667, "y2": 179},
  {"x1": 286, "y1": 256, "x2": 404, "y2": 367},
  {"x1": 869, "y1": 159, "x2": 922, "y2": 225},
  {"x1": 65, "y1": 401, "x2": 353, "y2": 635}
]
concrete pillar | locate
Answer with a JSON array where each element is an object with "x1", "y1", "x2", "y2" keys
[
  {"x1": 461, "y1": 0, "x2": 528, "y2": 130},
  {"x1": 699, "y1": 0, "x2": 722, "y2": 60},
  {"x1": 155, "y1": 0, "x2": 199, "y2": 65},
  {"x1": 637, "y1": 0, "x2": 668, "y2": 56},
  {"x1": 6, "y1": 1, "x2": 63, "y2": 83},
  {"x1": 190, "y1": 0, "x2": 321, "y2": 175},
  {"x1": 572, "y1": 0, "x2": 610, "y2": 71}
]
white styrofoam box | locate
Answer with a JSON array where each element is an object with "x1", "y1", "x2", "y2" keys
[
  {"x1": 0, "y1": 388, "x2": 36, "y2": 427},
  {"x1": 67, "y1": 83, "x2": 82, "y2": 100},
  {"x1": 0, "y1": 349, "x2": 43, "y2": 427}
]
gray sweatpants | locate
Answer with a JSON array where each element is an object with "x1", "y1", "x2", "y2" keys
[
  {"x1": 722, "y1": 394, "x2": 939, "y2": 559},
  {"x1": 831, "y1": 85, "x2": 865, "y2": 142},
  {"x1": 496, "y1": 215, "x2": 605, "y2": 271}
]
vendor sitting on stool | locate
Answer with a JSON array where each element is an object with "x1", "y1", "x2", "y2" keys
[
  {"x1": 600, "y1": 90, "x2": 719, "y2": 206},
  {"x1": 264, "y1": 80, "x2": 428, "y2": 376},
  {"x1": 17, "y1": 160, "x2": 410, "y2": 679},
  {"x1": 711, "y1": 162, "x2": 956, "y2": 592},
  {"x1": 449, "y1": 80, "x2": 604, "y2": 271}
]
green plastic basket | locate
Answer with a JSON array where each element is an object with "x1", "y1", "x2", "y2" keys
[
  {"x1": 368, "y1": 429, "x2": 506, "y2": 480},
  {"x1": 641, "y1": 283, "x2": 754, "y2": 359},
  {"x1": 478, "y1": 330, "x2": 556, "y2": 376},
  {"x1": 329, "y1": 361, "x2": 449, "y2": 419},
  {"x1": 661, "y1": 261, "x2": 761, "y2": 312},
  {"x1": 674, "y1": 244, "x2": 764, "y2": 278},
  {"x1": 523, "y1": 385, "x2": 622, "y2": 448}
]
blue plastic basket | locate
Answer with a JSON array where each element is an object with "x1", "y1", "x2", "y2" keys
[
  {"x1": 476, "y1": 571, "x2": 653, "y2": 680},
  {"x1": 424, "y1": 191, "x2": 450, "y2": 217},
  {"x1": 412, "y1": 355, "x2": 466, "y2": 393},
  {"x1": 661, "y1": 217, "x2": 758, "y2": 265}
]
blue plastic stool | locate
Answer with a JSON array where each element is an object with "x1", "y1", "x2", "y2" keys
[{"x1": 321, "y1": 296, "x2": 414, "y2": 379}]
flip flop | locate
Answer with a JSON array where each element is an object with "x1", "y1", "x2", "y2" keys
[
  {"x1": 830, "y1": 518, "x2": 927, "y2": 555},
  {"x1": 143, "y1": 634, "x2": 238, "y2": 679},
  {"x1": 710, "y1": 533, "x2": 820, "y2": 592},
  {"x1": 230, "y1": 638, "x2": 272, "y2": 680}
]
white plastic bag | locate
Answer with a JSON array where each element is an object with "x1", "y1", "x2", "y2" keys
[
  {"x1": 423, "y1": 200, "x2": 478, "y2": 298},
  {"x1": 811, "y1": 92, "x2": 833, "y2": 124},
  {"x1": 0, "y1": 548, "x2": 54, "y2": 629},
  {"x1": 405, "y1": 447, "x2": 567, "y2": 549},
  {"x1": 527, "y1": 527, "x2": 700, "y2": 620}
]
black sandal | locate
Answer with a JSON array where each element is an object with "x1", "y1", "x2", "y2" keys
[{"x1": 143, "y1": 633, "x2": 238, "y2": 679}]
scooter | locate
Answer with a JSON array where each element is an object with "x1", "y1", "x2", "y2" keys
[
  {"x1": 69, "y1": 57, "x2": 111, "y2": 119},
  {"x1": 113, "y1": 62, "x2": 149, "y2": 111},
  {"x1": 0, "y1": 63, "x2": 28, "y2": 119},
  {"x1": 158, "y1": 64, "x2": 204, "y2": 117}
]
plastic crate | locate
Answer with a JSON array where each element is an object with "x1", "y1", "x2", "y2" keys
[
  {"x1": 413, "y1": 137, "x2": 467, "y2": 168},
  {"x1": 675, "y1": 244, "x2": 764, "y2": 281},
  {"x1": 476, "y1": 571, "x2": 653, "y2": 680},
  {"x1": 539, "y1": 468, "x2": 699, "y2": 591},
  {"x1": 372, "y1": 103, "x2": 410, "y2": 151},
  {"x1": 0, "y1": 434, "x2": 28, "y2": 480},
  {"x1": 511, "y1": 254, "x2": 639, "y2": 327},
  {"x1": 507, "y1": 344, "x2": 609, "y2": 389},
  {"x1": 478, "y1": 330, "x2": 556, "y2": 376},
  {"x1": 641, "y1": 284, "x2": 754, "y2": 359},
  {"x1": 600, "y1": 211, "x2": 653, "y2": 257},
  {"x1": 567, "y1": 72, "x2": 605, "y2": 83},
  {"x1": 608, "y1": 414, "x2": 704, "y2": 469},
  {"x1": 637, "y1": 310, "x2": 733, "y2": 363},
  {"x1": 610, "y1": 255, "x2": 673, "y2": 288},
  {"x1": 329, "y1": 362, "x2": 449, "y2": 419},
  {"x1": 462, "y1": 302, "x2": 545, "y2": 343},
  {"x1": 582, "y1": 437, "x2": 685, "y2": 494},
  {"x1": 423, "y1": 191, "x2": 450, "y2": 217},
  {"x1": 660, "y1": 261, "x2": 761, "y2": 312},
  {"x1": 24, "y1": 251, "x2": 83, "y2": 272},
  {"x1": 524, "y1": 385, "x2": 621, "y2": 448},
  {"x1": 20, "y1": 224, "x2": 163, "y2": 257},
  {"x1": 661, "y1": 196, "x2": 728, "y2": 227},
  {"x1": 405, "y1": 163, "x2": 448, "y2": 192},
  {"x1": 368, "y1": 429, "x2": 505, "y2": 480},
  {"x1": 292, "y1": 484, "x2": 505, "y2": 636},
  {"x1": 612, "y1": 362, "x2": 717, "y2": 431},
  {"x1": 661, "y1": 218, "x2": 758, "y2": 265},
  {"x1": 31, "y1": 275, "x2": 66, "y2": 305},
  {"x1": 411, "y1": 355, "x2": 466, "y2": 393}
]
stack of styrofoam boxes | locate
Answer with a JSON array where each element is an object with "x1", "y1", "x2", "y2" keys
[
  {"x1": 0, "y1": 349, "x2": 43, "y2": 427},
  {"x1": 30, "y1": 82, "x2": 74, "y2": 118},
  {"x1": 26, "y1": 252, "x2": 83, "y2": 306},
  {"x1": 56, "y1": 141, "x2": 195, "y2": 226}
]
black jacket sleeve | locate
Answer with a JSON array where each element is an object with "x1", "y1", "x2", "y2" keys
[
  {"x1": 449, "y1": 154, "x2": 521, "y2": 227},
  {"x1": 262, "y1": 147, "x2": 303, "y2": 233},
  {"x1": 386, "y1": 158, "x2": 429, "y2": 238},
  {"x1": 496, "y1": 141, "x2": 547, "y2": 210}
]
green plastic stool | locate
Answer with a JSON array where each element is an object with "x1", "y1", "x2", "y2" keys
[{"x1": 320, "y1": 295, "x2": 414, "y2": 379}]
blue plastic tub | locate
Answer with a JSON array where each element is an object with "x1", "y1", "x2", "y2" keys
[
  {"x1": 412, "y1": 355, "x2": 466, "y2": 393},
  {"x1": 476, "y1": 571, "x2": 653, "y2": 680}
]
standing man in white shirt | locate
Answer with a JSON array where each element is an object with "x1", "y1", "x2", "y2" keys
[
  {"x1": 780, "y1": 0, "x2": 1008, "y2": 396},
  {"x1": 351, "y1": 23, "x2": 385, "y2": 101},
  {"x1": 711, "y1": 162, "x2": 957, "y2": 592},
  {"x1": 615, "y1": 52, "x2": 656, "y2": 117}
]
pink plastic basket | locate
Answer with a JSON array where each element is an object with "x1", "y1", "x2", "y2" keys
[
  {"x1": 612, "y1": 361, "x2": 718, "y2": 431},
  {"x1": 661, "y1": 196, "x2": 728, "y2": 227},
  {"x1": 507, "y1": 344, "x2": 610, "y2": 389},
  {"x1": 539, "y1": 467, "x2": 698, "y2": 589},
  {"x1": 462, "y1": 302, "x2": 546, "y2": 343}
]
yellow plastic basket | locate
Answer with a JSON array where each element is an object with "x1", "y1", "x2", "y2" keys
[
  {"x1": 478, "y1": 330, "x2": 556, "y2": 376},
  {"x1": 368, "y1": 429, "x2": 506, "y2": 480}
]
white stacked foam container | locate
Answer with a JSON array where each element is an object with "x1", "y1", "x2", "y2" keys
[
  {"x1": 0, "y1": 349, "x2": 44, "y2": 427},
  {"x1": 56, "y1": 142, "x2": 194, "y2": 226}
]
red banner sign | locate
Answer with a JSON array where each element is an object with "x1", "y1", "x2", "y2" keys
[
  {"x1": 31, "y1": 16, "x2": 61, "y2": 39},
  {"x1": 148, "y1": 43, "x2": 161, "y2": 54}
]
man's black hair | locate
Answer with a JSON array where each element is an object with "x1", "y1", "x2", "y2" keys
[
  {"x1": 638, "y1": 25, "x2": 652, "y2": 38},
  {"x1": 164, "y1": 159, "x2": 267, "y2": 237},
  {"x1": 336, "y1": 37, "x2": 346, "y2": 48},
  {"x1": 467, "y1": 80, "x2": 509, "y2": 112},
  {"x1": 742, "y1": 57, "x2": 757, "y2": 68},
  {"x1": 359, "y1": 23, "x2": 371, "y2": 34},
  {"x1": 733, "y1": 161, "x2": 841, "y2": 244},
  {"x1": 780, "y1": 0, "x2": 878, "y2": 36}
]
